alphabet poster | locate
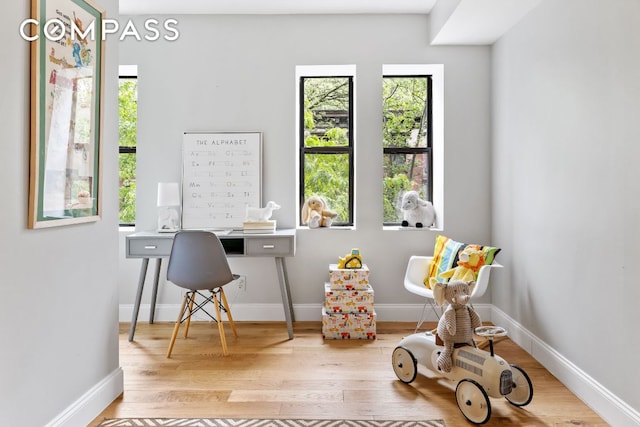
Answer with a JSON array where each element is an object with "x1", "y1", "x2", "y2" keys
[{"x1": 182, "y1": 132, "x2": 262, "y2": 229}]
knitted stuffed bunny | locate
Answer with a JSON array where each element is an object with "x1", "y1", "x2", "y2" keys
[{"x1": 301, "y1": 196, "x2": 337, "y2": 228}]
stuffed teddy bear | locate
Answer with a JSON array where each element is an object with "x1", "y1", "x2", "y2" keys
[
  {"x1": 428, "y1": 245, "x2": 485, "y2": 289},
  {"x1": 302, "y1": 196, "x2": 337, "y2": 228},
  {"x1": 433, "y1": 280, "x2": 482, "y2": 373},
  {"x1": 400, "y1": 191, "x2": 435, "y2": 228}
]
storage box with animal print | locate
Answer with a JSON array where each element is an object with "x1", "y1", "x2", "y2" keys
[
  {"x1": 324, "y1": 282, "x2": 374, "y2": 314},
  {"x1": 321, "y1": 308, "x2": 376, "y2": 340},
  {"x1": 328, "y1": 264, "x2": 370, "y2": 290}
]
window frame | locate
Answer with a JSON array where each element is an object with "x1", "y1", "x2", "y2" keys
[
  {"x1": 382, "y1": 74, "x2": 433, "y2": 226},
  {"x1": 298, "y1": 74, "x2": 355, "y2": 227},
  {"x1": 118, "y1": 67, "x2": 138, "y2": 227}
]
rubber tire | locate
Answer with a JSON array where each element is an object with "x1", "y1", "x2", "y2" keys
[
  {"x1": 392, "y1": 346, "x2": 417, "y2": 384},
  {"x1": 505, "y1": 364, "x2": 534, "y2": 407},
  {"x1": 455, "y1": 379, "x2": 491, "y2": 425}
]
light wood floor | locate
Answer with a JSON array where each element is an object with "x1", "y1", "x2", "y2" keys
[{"x1": 90, "y1": 321, "x2": 609, "y2": 426}]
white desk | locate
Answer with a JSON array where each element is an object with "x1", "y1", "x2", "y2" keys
[{"x1": 125, "y1": 229, "x2": 296, "y2": 341}]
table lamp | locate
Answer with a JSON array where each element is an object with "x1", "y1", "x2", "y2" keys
[{"x1": 157, "y1": 182, "x2": 181, "y2": 232}]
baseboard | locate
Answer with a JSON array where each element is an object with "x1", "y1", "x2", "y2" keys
[
  {"x1": 119, "y1": 302, "x2": 493, "y2": 323},
  {"x1": 491, "y1": 306, "x2": 640, "y2": 427},
  {"x1": 120, "y1": 303, "x2": 297, "y2": 322},
  {"x1": 45, "y1": 367, "x2": 124, "y2": 427}
]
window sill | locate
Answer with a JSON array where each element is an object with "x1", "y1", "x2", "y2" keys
[
  {"x1": 297, "y1": 225, "x2": 356, "y2": 231},
  {"x1": 383, "y1": 225, "x2": 442, "y2": 232},
  {"x1": 118, "y1": 225, "x2": 136, "y2": 233}
]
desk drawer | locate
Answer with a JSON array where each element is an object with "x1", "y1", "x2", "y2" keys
[
  {"x1": 245, "y1": 237, "x2": 292, "y2": 256},
  {"x1": 128, "y1": 238, "x2": 173, "y2": 257}
]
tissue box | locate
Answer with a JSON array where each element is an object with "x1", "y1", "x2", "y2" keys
[
  {"x1": 328, "y1": 264, "x2": 370, "y2": 290},
  {"x1": 324, "y1": 282, "x2": 374, "y2": 314},
  {"x1": 322, "y1": 308, "x2": 376, "y2": 340}
]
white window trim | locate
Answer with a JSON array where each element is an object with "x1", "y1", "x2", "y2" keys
[
  {"x1": 382, "y1": 64, "x2": 444, "y2": 230},
  {"x1": 295, "y1": 65, "x2": 357, "y2": 228},
  {"x1": 119, "y1": 64, "x2": 138, "y2": 77}
]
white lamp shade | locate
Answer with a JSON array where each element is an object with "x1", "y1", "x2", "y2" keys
[{"x1": 157, "y1": 182, "x2": 181, "y2": 207}]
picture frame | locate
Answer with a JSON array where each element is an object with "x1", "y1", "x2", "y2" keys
[
  {"x1": 181, "y1": 132, "x2": 263, "y2": 230},
  {"x1": 28, "y1": 0, "x2": 105, "y2": 228}
]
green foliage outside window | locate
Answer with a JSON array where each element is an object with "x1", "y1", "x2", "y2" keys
[
  {"x1": 303, "y1": 153, "x2": 350, "y2": 222},
  {"x1": 383, "y1": 173, "x2": 411, "y2": 223},
  {"x1": 302, "y1": 76, "x2": 430, "y2": 225},
  {"x1": 383, "y1": 77, "x2": 428, "y2": 149},
  {"x1": 119, "y1": 78, "x2": 137, "y2": 225},
  {"x1": 302, "y1": 78, "x2": 352, "y2": 224},
  {"x1": 382, "y1": 76, "x2": 430, "y2": 223}
]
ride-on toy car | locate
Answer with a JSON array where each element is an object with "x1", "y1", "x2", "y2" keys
[{"x1": 392, "y1": 326, "x2": 533, "y2": 425}]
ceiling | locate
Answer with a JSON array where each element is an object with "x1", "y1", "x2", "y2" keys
[
  {"x1": 118, "y1": 0, "x2": 541, "y2": 45},
  {"x1": 119, "y1": 0, "x2": 437, "y2": 15}
]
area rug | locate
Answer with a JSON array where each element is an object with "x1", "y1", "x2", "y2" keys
[{"x1": 98, "y1": 419, "x2": 445, "y2": 427}]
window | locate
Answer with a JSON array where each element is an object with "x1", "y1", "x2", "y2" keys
[
  {"x1": 382, "y1": 74, "x2": 432, "y2": 224},
  {"x1": 381, "y1": 64, "x2": 443, "y2": 228},
  {"x1": 118, "y1": 66, "x2": 137, "y2": 226},
  {"x1": 298, "y1": 67, "x2": 355, "y2": 226}
]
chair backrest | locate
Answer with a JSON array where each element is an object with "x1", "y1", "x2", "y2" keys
[
  {"x1": 167, "y1": 231, "x2": 235, "y2": 291},
  {"x1": 470, "y1": 263, "x2": 503, "y2": 299},
  {"x1": 404, "y1": 255, "x2": 503, "y2": 300}
]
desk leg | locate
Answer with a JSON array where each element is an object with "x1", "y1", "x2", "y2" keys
[
  {"x1": 129, "y1": 258, "x2": 149, "y2": 342},
  {"x1": 149, "y1": 259, "x2": 162, "y2": 324},
  {"x1": 275, "y1": 257, "x2": 295, "y2": 339}
]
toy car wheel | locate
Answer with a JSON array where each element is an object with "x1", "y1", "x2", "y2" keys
[
  {"x1": 392, "y1": 346, "x2": 417, "y2": 384},
  {"x1": 455, "y1": 379, "x2": 491, "y2": 425},
  {"x1": 505, "y1": 364, "x2": 534, "y2": 407}
]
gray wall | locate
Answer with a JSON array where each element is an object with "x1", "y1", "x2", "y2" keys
[
  {"x1": 0, "y1": 1, "x2": 122, "y2": 426},
  {"x1": 118, "y1": 14, "x2": 494, "y2": 316},
  {"x1": 492, "y1": 0, "x2": 640, "y2": 416},
  {"x1": 5, "y1": 3, "x2": 635, "y2": 425}
]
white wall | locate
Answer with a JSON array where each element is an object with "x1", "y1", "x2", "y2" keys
[
  {"x1": 118, "y1": 14, "x2": 494, "y2": 320},
  {"x1": 0, "y1": 1, "x2": 122, "y2": 426},
  {"x1": 492, "y1": 0, "x2": 640, "y2": 420}
]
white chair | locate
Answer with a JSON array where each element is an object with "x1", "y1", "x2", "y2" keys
[{"x1": 404, "y1": 255, "x2": 503, "y2": 332}]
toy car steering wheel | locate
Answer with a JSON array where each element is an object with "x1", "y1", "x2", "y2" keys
[
  {"x1": 475, "y1": 326, "x2": 508, "y2": 338},
  {"x1": 475, "y1": 326, "x2": 507, "y2": 357}
]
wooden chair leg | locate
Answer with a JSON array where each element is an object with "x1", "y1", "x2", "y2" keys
[
  {"x1": 167, "y1": 293, "x2": 189, "y2": 358},
  {"x1": 219, "y1": 288, "x2": 237, "y2": 338},
  {"x1": 184, "y1": 292, "x2": 196, "y2": 338},
  {"x1": 213, "y1": 292, "x2": 228, "y2": 356}
]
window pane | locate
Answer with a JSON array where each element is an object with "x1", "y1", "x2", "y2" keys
[
  {"x1": 119, "y1": 77, "x2": 137, "y2": 225},
  {"x1": 383, "y1": 77, "x2": 428, "y2": 148},
  {"x1": 119, "y1": 78, "x2": 137, "y2": 147},
  {"x1": 299, "y1": 72, "x2": 353, "y2": 226},
  {"x1": 304, "y1": 153, "x2": 349, "y2": 224},
  {"x1": 383, "y1": 152, "x2": 430, "y2": 223},
  {"x1": 383, "y1": 75, "x2": 431, "y2": 225},
  {"x1": 119, "y1": 152, "x2": 136, "y2": 224},
  {"x1": 303, "y1": 77, "x2": 350, "y2": 147}
]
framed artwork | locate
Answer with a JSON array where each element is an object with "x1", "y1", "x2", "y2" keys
[
  {"x1": 182, "y1": 132, "x2": 263, "y2": 230},
  {"x1": 28, "y1": 0, "x2": 105, "y2": 228}
]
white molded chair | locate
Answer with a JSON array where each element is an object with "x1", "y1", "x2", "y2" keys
[{"x1": 404, "y1": 255, "x2": 503, "y2": 332}]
